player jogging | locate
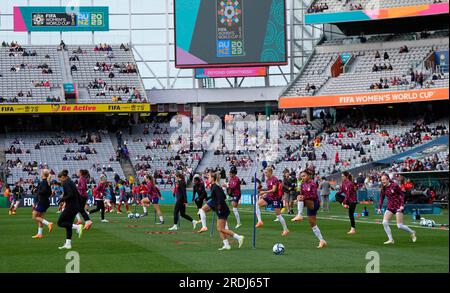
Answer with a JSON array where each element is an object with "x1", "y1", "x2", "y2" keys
[
  {"x1": 209, "y1": 172, "x2": 244, "y2": 251},
  {"x1": 31, "y1": 169, "x2": 54, "y2": 239},
  {"x1": 223, "y1": 166, "x2": 242, "y2": 229},
  {"x1": 142, "y1": 174, "x2": 164, "y2": 224},
  {"x1": 57, "y1": 170, "x2": 84, "y2": 250},
  {"x1": 192, "y1": 174, "x2": 209, "y2": 232},
  {"x1": 117, "y1": 180, "x2": 130, "y2": 214},
  {"x1": 75, "y1": 169, "x2": 93, "y2": 230},
  {"x1": 378, "y1": 174, "x2": 417, "y2": 245},
  {"x1": 255, "y1": 167, "x2": 289, "y2": 236},
  {"x1": 335, "y1": 171, "x2": 358, "y2": 235},
  {"x1": 9, "y1": 182, "x2": 24, "y2": 215},
  {"x1": 296, "y1": 169, "x2": 327, "y2": 249},
  {"x1": 89, "y1": 175, "x2": 108, "y2": 223},
  {"x1": 168, "y1": 172, "x2": 198, "y2": 231}
]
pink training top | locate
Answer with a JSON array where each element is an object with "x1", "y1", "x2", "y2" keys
[
  {"x1": 265, "y1": 175, "x2": 279, "y2": 201},
  {"x1": 336, "y1": 179, "x2": 357, "y2": 204},
  {"x1": 146, "y1": 181, "x2": 160, "y2": 199},
  {"x1": 77, "y1": 176, "x2": 88, "y2": 199},
  {"x1": 300, "y1": 179, "x2": 319, "y2": 201},
  {"x1": 379, "y1": 181, "x2": 404, "y2": 211},
  {"x1": 228, "y1": 176, "x2": 241, "y2": 197}
]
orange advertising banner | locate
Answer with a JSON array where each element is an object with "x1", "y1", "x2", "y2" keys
[{"x1": 279, "y1": 88, "x2": 449, "y2": 109}]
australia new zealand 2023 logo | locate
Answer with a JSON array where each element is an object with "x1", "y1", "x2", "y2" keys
[{"x1": 216, "y1": 0, "x2": 245, "y2": 58}]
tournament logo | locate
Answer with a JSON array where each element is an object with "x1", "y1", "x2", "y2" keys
[
  {"x1": 32, "y1": 14, "x2": 45, "y2": 26},
  {"x1": 218, "y1": 0, "x2": 242, "y2": 27}
]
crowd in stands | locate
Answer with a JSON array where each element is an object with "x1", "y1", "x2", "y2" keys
[
  {"x1": 307, "y1": 2, "x2": 329, "y2": 13},
  {"x1": 389, "y1": 154, "x2": 449, "y2": 172}
]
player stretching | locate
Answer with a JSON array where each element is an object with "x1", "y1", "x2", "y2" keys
[
  {"x1": 57, "y1": 170, "x2": 84, "y2": 250},
  {"x1": 335, "y1": 171, "x2": 358, "y2": 235},
  {"x1": 169, "y1": 172, "x2": 198, "y2": 231},
  {"x1": 208, "y1": 172, "x2": 244, "y2": 250},
  {"x1": 142, "y1": 175, "x2": 164, "y2": 224},
  {"x1": 378, "y1": 174, "x2": 417, "y2": 245},
  {"x1": 223, "y1": 166, "x2": 242, "y2": 229},
  {"x1": 75, "y1": 170, "x2": 93, "y2": 230},
  {"x1": 255, "y1": 167, "x2": 289, "y2": 236},
  {"x1": 296, "y1": 169, "x2": 327, "y2": 249},
  {"x1": 192, "y1": 174, "x2": 209, "y2": 232},
  {"x1": 31, "y1": 170, "x2": 54, "y2": 239}
]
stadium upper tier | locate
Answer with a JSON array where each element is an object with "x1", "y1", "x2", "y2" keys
[
  {"x1": 307, "y1": 0, "x2": 449, "y2": 13},
  {"x1": 0, "y1": 42, "x2": 147, "y2": 104},
  {"x1": 0, "y1": 44, "x2": 64, "y2": 104},
  {"x1": 282, "y1": 34, "x2": 449, "y2": 98}
]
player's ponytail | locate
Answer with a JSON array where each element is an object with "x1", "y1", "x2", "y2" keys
[{"x1": 342, "y1": 171, "x2": 353, "y2": 182}]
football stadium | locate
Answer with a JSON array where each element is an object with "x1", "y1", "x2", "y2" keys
[{"x1": 0, "y1": 0, "x2": 448, "y2": 276}]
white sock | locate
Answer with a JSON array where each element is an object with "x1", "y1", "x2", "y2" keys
[
  {"x1": 223, "y1": 239, "x2": 230, "y2": 247},
  {"x1": 76, "y1": 214, "x2": 81, "y2": 221},
  {"x1": 256, "y1": 205, "x2": 262, "y2": 222},
  {"x1": 277, "y1": 215, "x2": 288, "y2": 231},
  {"x1": 199, "y1": 209, "x2": 207, "y2": 228},
  {"x1": 42, "y1": 219, "x2": 50, "y2": 226},
  {"x1": 233, "y1": 234, "x2": 242, "y2": 240},
  {"x1": 159, "y1": 216, "x2": 164, "y2": 222},
  {"x1": 312, "y1": 225, "x2": 324, "y2": 241},
  {"x1": 65, "y1": 239, "x2": 72, "y2": 246},
  {"x1": 38, "y1": 227, "x2": 43, "y2": 235},
  {"x1": 298, "y1": 201, "x2": 304, "y2": 216},
  {"x1": 143, "y1": 207, "x2": 147, "y2": 214},
  {"x1": 233, "y1": 208, "x2": 241, "y2": 225},
  {"x1": 383, "y1": 220, "x2": 393, "y2": 241},
  {"x1": 397, "y1": 224, "x2": 415, "y2": 234}
]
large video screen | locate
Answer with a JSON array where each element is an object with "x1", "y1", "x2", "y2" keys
[{"x1": 174, "y1": 0, "x2": 287, "y2": 68}]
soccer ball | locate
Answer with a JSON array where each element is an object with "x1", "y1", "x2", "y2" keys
[
  {"x1": 420, "y1": 218, "x2": 436, "y2": 227},
  {"x1": 273, "y1": 243, "x2": 285, "y2": 255},
  {"x1": 127, "y1": 213, "x2": 134, "y2": 219},
  {"x1": 135, "y1": 213, "x2": 141, "y2": 218}
]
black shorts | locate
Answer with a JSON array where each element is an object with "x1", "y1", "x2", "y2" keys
[
  {"x1": 216, "y1": 209, "x2": 230, "y2": 220},
  {"x1": 35, "y1": 202, "x2": 50, "y2": 213}
]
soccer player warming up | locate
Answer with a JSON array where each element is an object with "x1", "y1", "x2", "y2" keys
[
  {"x1": 168, "y1": 173, "x2": 198, "y2": 231},
  {"x1": 291, "y1": 172, "x2": 305, "y2": 222},
  {"x1": 75, "y1": 169, "x2": 93, "y2": 230},
  {"x1": 296, "y1": 169, "x2": 327, "y2": 249},
  {"x1": 223, "y1": 166, "x2": 242, "y2": 229},
  {"x1": 89, "y1": 175, "x2": 108, "y2": 223},
  {"x1": 31, "y1": 169, "x2": 54, "y2": 239},
  {"x1": 117, "y1": 180, "x2": 130, "y2": 214},
  {"x1": 192, "y1": 174, "x2": 209, "y2": 233},
  {"x1": 335, "y1": 172, "x2": 358, "y2": 235},
  {"x1": 142, "y1": 174, "x2": 164, "y2": 224},
  {"x1": 378, "y1": 174, "x2": 417, "y2": 245},
  {"x1": 255, "y1": 167, "x2": 289, "y2": 236},
  {"x1": 57, "y1": 170, "x2": 84, "y2": 250},
  {"x1": 209, "y1": 172, "x2": 244, "y2": 251}
]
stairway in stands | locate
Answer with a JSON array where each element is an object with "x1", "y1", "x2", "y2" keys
[{"x1": 109, "y1": 132, "x2": 138, "y2": 182}]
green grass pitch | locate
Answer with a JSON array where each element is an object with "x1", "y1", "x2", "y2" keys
[{"x1": 0, "y1": 203, "x2": 448, "y2": 273}]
